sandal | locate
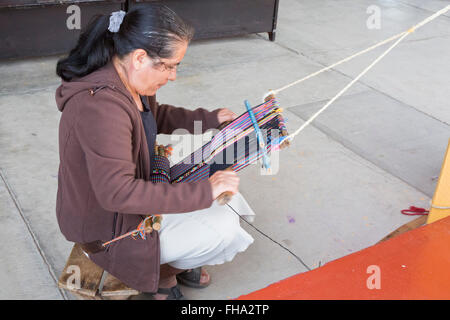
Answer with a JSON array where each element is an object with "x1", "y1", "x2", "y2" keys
[
  {"x1": 157, "y1": 285, "x2": 186, "y2": 300},
  {"x1": 176, "y1": 267, "x2": 211, "y2": 289},
  {"x1": 136, "y1": 284, "x2": 185, "y2": 300}
]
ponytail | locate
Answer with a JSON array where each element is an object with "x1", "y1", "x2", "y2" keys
[
  {"x1": 56, "y1": 15, "x2": 114, "y2": 81},
  {"x1": 56, "y1": 4, "x2": 194, "y2": 82}
]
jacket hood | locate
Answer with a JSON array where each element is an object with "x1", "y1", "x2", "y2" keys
[{"x1": 55, "y1": 61, "x2": 132, "y2": 112}]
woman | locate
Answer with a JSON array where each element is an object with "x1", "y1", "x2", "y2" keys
[{"x1": 55, "y1": 5, "x2": 255, "y2": 300}]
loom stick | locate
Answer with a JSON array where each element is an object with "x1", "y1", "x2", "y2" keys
[
  {"x1": 152, "y1": 215, "x2": 162, "y2": 231},
  {"x1": 143, "y1": 216, "x2": 153, "y2": 234},
  {"x1": 217, "y1": 120, "x2": 232, "y2": 131},
  {"x1": 264, "y1": 92, "x2": 275, "y2": 102},
  {"x1": 158, "y1": 145, "x2": 165, "y2": 157},
  {"x1": 264, "y1": 93, "x2": 290, "y2": 149},
  {"x1": 245, "y1": 100, "x2": 270, "y2": 170}
]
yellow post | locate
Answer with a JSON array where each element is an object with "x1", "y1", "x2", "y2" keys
[{"x1": 427, "y1": 139, "x2": 450, "y2": 224}]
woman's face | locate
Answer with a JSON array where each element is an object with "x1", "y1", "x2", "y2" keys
[{"x1": 128, "y1": 41, "x2": 188, "y2": 96}]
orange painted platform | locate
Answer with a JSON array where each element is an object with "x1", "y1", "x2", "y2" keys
[{"x1": 238, "y1": 216, "x2": 450, "y2": 300}]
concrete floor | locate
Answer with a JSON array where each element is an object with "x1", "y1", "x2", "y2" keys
[{"x1": 0, "y1": 0, "x2": 449, "y2": 300}]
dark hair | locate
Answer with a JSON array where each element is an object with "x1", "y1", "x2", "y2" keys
[{"x1": 56, "y1": 4, "x2": 194, "y2": 81}]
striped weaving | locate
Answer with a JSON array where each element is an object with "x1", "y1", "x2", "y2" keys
[{"x1": 167, "y1": 98, "x2": 288, "y2": 184}]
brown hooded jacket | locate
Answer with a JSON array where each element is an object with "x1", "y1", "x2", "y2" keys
[{"x1": 55, "y1": 61, "x2": 220, "y2": 292}]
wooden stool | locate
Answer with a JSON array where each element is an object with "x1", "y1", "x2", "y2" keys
[{"x1": 58, "y1": 243, "x2": 140, "y2": 300}]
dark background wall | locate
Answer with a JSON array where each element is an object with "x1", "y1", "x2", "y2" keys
[{"x1": 0, "y1": 0, "x2": 278, "y2": 60}]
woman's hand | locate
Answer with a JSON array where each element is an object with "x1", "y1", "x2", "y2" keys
[
  {"x1": 217, "y1": 108, "x2": 238, "y2": 124},
  {"x1": 209, "y1": 170, "x2": 240, "y2": 200}
]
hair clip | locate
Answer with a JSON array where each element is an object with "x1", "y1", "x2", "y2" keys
[{"x1": 108, "y1": 10, "x2": 126, "y2": 33}]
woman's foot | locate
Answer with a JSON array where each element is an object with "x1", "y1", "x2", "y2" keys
[
  {"x1": 151, "y1": 272, "x2": 183, "y2": 300},
  {"x1": 151, "y1": 284, "x2": 185, "y2": 300},
  {"x1": 176, "y1": 267, "x2": 211, "y2": 288}
]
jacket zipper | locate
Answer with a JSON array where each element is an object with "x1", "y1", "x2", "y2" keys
[{"x1": 112, "y1": 212, "x2": 117, "y2": 238}]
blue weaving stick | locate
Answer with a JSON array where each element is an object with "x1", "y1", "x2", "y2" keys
[{"x1": 244, "y1": 100, "x2": 271, "y2": 169}]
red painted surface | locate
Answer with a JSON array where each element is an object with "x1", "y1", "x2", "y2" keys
[{"x1": 238, "y1": 216, "x2": 450, "y2": 300}]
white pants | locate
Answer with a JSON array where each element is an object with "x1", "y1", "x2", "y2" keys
[{"x1": 159, "y1": 192, "x2": 255, "y2": 270}]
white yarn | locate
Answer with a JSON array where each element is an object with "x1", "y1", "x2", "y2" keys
[
  {"x1": 266, "y1": 5, "x2": 450, "y2": 142},
  {"x1": 288, "y1": 31, "x2": 410, "y2": 141},
  {"x1": 430, "y1": 204, "x2": 450, "y2": 210}
]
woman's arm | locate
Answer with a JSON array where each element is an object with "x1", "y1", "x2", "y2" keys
[
  {"x1": 75, "y1": 91, "x2": 214, "y2": 215},
  {"x1": 148, "y1": 96, "x2": 224, "y2": 134}
]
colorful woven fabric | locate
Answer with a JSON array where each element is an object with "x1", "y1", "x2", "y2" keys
[
  {"x1": 170, "y1": 98, "x2": 288, "y2": 183},
  {"x1": 150, "y1": 155, "x2": 171, "y2": 184}
]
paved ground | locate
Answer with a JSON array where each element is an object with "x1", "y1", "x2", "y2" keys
[{"x1": 0, "y1": 0, "x2": 448, "y2": 300}]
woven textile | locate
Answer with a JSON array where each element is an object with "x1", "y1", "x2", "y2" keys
[{"x1": 168, "y1": 98, "x2": 287, "y2": 183}]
